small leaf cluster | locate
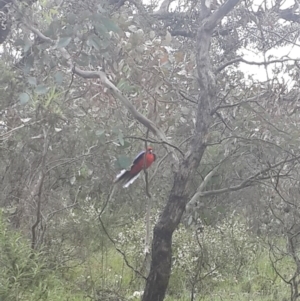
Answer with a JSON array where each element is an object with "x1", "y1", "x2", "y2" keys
[{"x1": 170, "y1": 216, "x2": 258, "y2": 293}]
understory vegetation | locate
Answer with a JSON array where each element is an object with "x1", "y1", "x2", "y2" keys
[{"x1": 0, "y1": 212, "x2": 295, "y2": 300}]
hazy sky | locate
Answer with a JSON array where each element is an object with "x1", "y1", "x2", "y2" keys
[{"x1": 166, "y1": 0, "x2": 299, "y2": 88}]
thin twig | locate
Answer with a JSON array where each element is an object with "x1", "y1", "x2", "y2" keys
[
  {"x1": 216, "y1": 57, "x2": 300, "y2": 73},
  {"x1": 125, "y1": 136, "x2": 184, "y2": 156},
  {"x1": 99, "y1": 185, "x2": 116, "y2": 217},
  {"x1": 98, "y1": 214, "x2": 147, "y2": 280},
  {"x1": 64, "y1": 65, "x2": 76, "y2": 100}
]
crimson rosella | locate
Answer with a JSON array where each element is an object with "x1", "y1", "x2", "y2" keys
[{"x1": 114, "y1": 146, "x2": 156, "y2": 188}]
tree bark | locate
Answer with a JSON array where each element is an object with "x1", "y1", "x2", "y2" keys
[{"x1": 142, "y1": 0, "x2": 240, "y2": 300}]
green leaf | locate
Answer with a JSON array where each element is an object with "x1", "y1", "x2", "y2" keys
[
  {"x1": 112, "y1": 126, "x2": 122, "y2": 134},
  {"x1": 19, "y1": 93, "x2": 30, "y2": 105},
  {"x1": 98, "y1": 135, "x2": 106, "y2": 145},
  {"x1": 35, "y1": 85, "x2": 48, "y2": 95},
  {"x1": 44, "y1": 21, "x2": 58, "y2": 39},
  {"x1": 49, "y1": 59, "x2": 56, "y2": 69},
  {"x1": 96, "y1": 129, "x2": 105, "y2": 136},
  {"x1": 67, "y1": 13, "x2": 77, "y2": 24},
  {"x1": 97, "y1": 4, "x2": 106, "y2": 13},
  {"x1": 23, "y1": 55, "x2": 34, "y2": 75},
  {"x1": 100, "y1": 39, "x2": 111, "y2": 51},
  {"x1": 76, "y1": 53, "x2": 90, "y2": 67},
  {"x1": 120, "y1": 141, "x2": 131, "y2": 148},
  {"x1": 101, "y1": 17, "x2": 120, "y2": 33},
  {"x1": 27, "y1": 77, "x2": 37, "y2": 86},
  {"x1": 90, "y1": 54, "x2": 103, "y2": 66},
  {"x1": 117, "y1": 78, "x2": 136, "y2": 93},
  {"x1": 94, "y1": 23, "x2": 110, "y2": 39},
  {"x1": 216, "y1": 206, "x2": 225, "y2": 213},
  {"x1": 118, "y1": 132, "x2": 124, "y2": 146},
  {"x1": 57, "y1": 37, "x2": 72, "y2": 48},
  {"x1": 61, "y1": 25, "x2": 74, "y2": 36},
  {"x1": 54, "y1": 71, "x2": 64, "y2": 85},
  {"x1": 87, "y1": 36, "x2": 101, "y2": 51},
  {"x1": 24, "y1": 41, "x2": 31, "y2": 53},
  {"x1": 15, "y1": 38, "x2": 24, "y2": 47},
  {"x1": 116, "y1": 155, "x2": 131, "y2": 169},
  {"x1": 80, "y1": 9, "x2": 91, "y2": 20}
]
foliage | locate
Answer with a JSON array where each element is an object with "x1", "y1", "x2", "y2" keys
[
  {"x1": 0, "y1": 213, "x2": 87, "y2": 301},
  {"x1": 0, "y1": 0, "x2": 300, "y2": 299},
  {"x1": 170, "y1": 217, "x2": 257, "y2": 295}
]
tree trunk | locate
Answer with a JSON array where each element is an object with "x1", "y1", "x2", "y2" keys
[{"x1": 142, "y1": 0, "x2": 240, "y2": 300}]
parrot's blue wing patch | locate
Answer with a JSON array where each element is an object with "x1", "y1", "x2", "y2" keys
[{"x1": 133, "y1": 150, "x2": 145, "y2": 164}]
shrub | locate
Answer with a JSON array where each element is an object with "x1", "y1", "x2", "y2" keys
[
  {"x1": 0, "y1": 213, "x2": 87, "y2": 300},
  {"x1": 169, "y1": 216, "x2": 258, "y2": 296}
]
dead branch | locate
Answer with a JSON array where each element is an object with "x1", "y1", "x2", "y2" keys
[{"x1": 216, "y1": 57, "x2": 300, "y2": 73}]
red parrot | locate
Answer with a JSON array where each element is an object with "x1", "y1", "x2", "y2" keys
[{"x1": 114, "y1": 146, "x2": 156, "y2": 188}]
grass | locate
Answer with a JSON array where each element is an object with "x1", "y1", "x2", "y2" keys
[
  {"x1": 66, "y1": 245, "x2": 291, "y2": 301},
  {"x1": 164, "y1": 245, "x2": 292, "y2": 301},
  {"x1": 0, "y1": 214, "x2": 295, "y2": 301},
  {"x1": 6, "y1": 247, "x2": 293, "y2": 300}
]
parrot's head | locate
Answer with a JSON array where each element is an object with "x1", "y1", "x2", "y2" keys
[
  {"x1": 147, "y1": 146, "x2": 153, "y2": 154},
  {"x1": 146, "y1": 146, "x2": 156, "y2": 162}
]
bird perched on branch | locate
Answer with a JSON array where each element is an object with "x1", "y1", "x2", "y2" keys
[{"x1": 114, "y1": 146, "x2": 156, "y2": 188}]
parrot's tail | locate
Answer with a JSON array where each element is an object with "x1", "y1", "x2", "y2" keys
[{"x1": 114, "y1": 170, "x2": 141, "y2": 188}]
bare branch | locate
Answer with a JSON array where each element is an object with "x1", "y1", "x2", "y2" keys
[
  {"x1": 278, "y1": 8, "x2": 300, "y2": 23},
  {"x1": 0, "y1": 0, "x2": 12, "y2": 10},
  {"x1": 153, "y1": 0, "x2": 174, "y2": 14},
  {"x1": 205, "y1": 0, "x2": 241, "y2": 32},
  {"x1": 198, "y1": 154, "x2": 300, "y2": 198},
  {"x1": 212, "y1": 94, "x2": 263, "y2": 112},
  {"x1": 186, "y1": 161, "x2": 222, "y2": 210},
  {"x1": 124, "y1": 135, "x2": 185, "y2": 156},
  {"x1": 143, "y1": 129, "x2": 151, "y2": 199},
  {"x1": 98, "y1": 214, "x2": 146, "y2": 280},
  {"x1": 46, "y1": 186, "x2": 82, "y2": 221},
  {"x1": 216, "y1": 57, "x2": 300, "y2": 73},
  {"x1": 25, "y1": 23, "x2": 52, "y2": 43},
  {"x1": 170, "y1": 29, "x2": 195, "y2": 38}
]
